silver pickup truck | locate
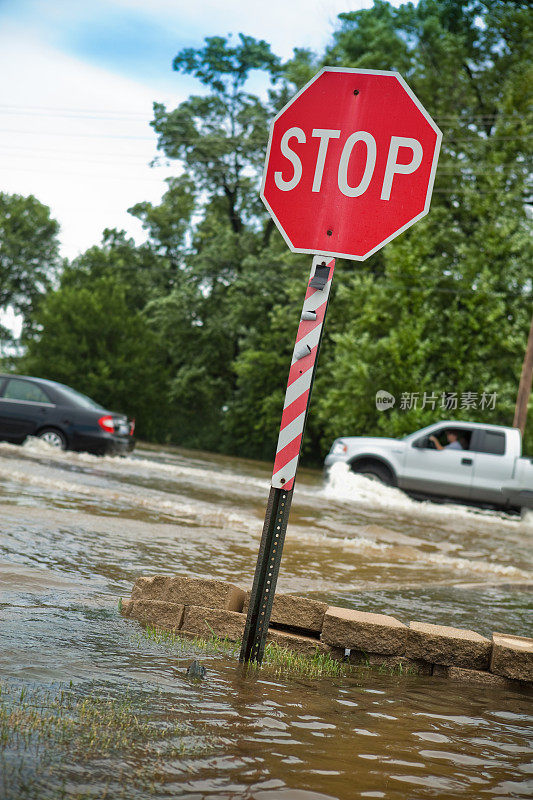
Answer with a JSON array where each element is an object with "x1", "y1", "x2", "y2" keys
[{"x1": 324, "y1": 421, "x2": 533, "y2": 513}]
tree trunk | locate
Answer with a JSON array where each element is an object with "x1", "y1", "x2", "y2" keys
[
  {"x1": 513, "y1": 312, "x2": 533, "y2": 436},
  {"x1": 223, "y1": 185, "x2": 242, "y2": 234}
]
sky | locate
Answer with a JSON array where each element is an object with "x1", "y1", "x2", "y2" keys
[
  {"x1": 0, "y1": 0, "x2": 412, "y2": 344},
  {"x1": 0, "y1": 0, "x2": 411, "y2": 267}
]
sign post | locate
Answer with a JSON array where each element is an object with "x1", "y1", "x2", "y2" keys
[
  {"x1": 240, "y1": 255, "x2": 335, "y2": 663},
  {"x1": 240, "y1": 67, "x2": 441, "y2": 663}
]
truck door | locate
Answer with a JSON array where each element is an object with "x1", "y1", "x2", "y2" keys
[
  {"x1": 469, "y1": 429, "x2": 513, "y2": 505},
  {"x1": 401, "y1": 426, "x2": 474, "y2": 500}
]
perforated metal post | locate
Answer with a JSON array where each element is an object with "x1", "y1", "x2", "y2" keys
[
  {"x1": 240, "y1": 257, "x2": 335, "y2": 664},
  {"x1": 239, "y1": 486, "x2": 293, "y2": 663}
]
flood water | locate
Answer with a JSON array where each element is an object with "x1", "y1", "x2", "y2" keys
[{"x1": 1, "y1": 438, "x2": 532, "y2": 799}]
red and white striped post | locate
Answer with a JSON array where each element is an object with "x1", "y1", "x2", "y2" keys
[
  {"x1": 241, "y1": 67, "x2": 442, "y2": 663},
  {"x1": 240, "y1": 255, "x2": 335, "y2": 664}
]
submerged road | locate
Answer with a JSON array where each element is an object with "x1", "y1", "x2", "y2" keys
[{"x1": 1, "y1": 439, "x2": 532, "y2": 799}]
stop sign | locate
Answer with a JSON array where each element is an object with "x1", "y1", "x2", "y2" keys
[{"x1": 261, "y1": 67, "x2": 442, "y2": 261}]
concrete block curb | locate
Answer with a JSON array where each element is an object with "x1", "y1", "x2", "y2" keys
[
  {"x1": 266, "y1": 629, "x2": 334, "y2": 658},
  {"x1": 131, "y1": 575, "x2": 245, "y2": 611},
  {"x1": 433, "y1": 664, "x2": 526, "y2": 689},
  {"x1": 490, "y1": 633, "x2": 533, "y2": 681},
  {"x1": 244, "y1": 592, "x2": 327, "y2": 635},
  {"x1": 406, "y1": 621, "x2": 491, "y2": 669},
  {"x1": 120, "y1": 576, "x2": 533, "y2": 688},
  {"x1": 120, "y1": 599, "x2": 134, "y2": 616},
  {"x1": 121, "y1": 599, "x2": 184, "y2": 631},
  {"x1": 321, "y1": 607, "x2": 407, "y2": 654},
  {"x1": 349, "y1": 651, "x2": 432, "y2": 675},
  {"x1": 181, "y1": 606, "x2": 245, "y2": 642}
]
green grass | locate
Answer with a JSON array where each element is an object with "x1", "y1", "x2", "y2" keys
[
  {"x1": 136, "y1": 624, "x2": 424, "y2": 679},
  {"x1": 260, "y1": 642, "x2": 354, "y2": 679},
  {"x1": 0, "y1": 681, "x2": 215, "y2": 799},
  {"x1": 375, "y1": 660, "x2": 423, "y2": 676},
  {"x1": 137, "y1": 624, "x2": 241, "y2": 657},
  {"x1": 349, "y1": 649, "x2": 424, "y2": 676},
  {"x1": 137, "y1": 624, "x2": 354, "y2": 679}
]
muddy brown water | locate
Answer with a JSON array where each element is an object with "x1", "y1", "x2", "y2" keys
[{"x1": 0, "y1": 439, "x2": 532, "y2": 799}]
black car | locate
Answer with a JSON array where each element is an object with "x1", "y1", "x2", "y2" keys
[{"x1": 0, "y1": 374, "x2": 135, "y2": 455}]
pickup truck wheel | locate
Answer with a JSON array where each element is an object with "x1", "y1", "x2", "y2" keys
[{"x1": 351, "y1": 462, "x2": 394, "y2": 487}]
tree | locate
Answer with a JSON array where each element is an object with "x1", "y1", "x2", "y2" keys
[
  {"x1": 151, "y1": 34, "x2": 281, "y2": 237},
  {"x1": 21, "y1": 246, "x2": 172, "y2": 442},
  {"x1": 315, "y1": 0, "x2": 533, "y2": 455},
  {"x1": 0, "y1": 192, "x2": 61, "y2": 322},
  {"x1": 141, "y1": 35, "x2": 306, "y2": 452},
  {"x1": 64, "y1": 227, "x2": 176, "y2": 313},
  {"x1": 21, "y1": 9, "x2": 531, "y2": 460}
]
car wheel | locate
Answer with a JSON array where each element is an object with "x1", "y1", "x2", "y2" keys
[
  {"x1": 38, "y1": 428, "x2": 67, "y2": 450},
  {"x1": 351, "y1": 462, "x2": 394, "y2": 486}
]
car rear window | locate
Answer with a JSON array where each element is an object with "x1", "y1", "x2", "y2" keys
[
  {"x1": 55, "y1": 385, "x2": 104, "y2": 410},
  {"x1": 3, "y1": 379, "x2": 51, "y2": 404}
]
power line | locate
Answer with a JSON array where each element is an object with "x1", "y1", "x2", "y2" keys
[
  {"x1": 0, "y1": 128, "x2": 156, "y2": 141},
  {"x1": 0, "y1": 129, "x2": 530, "y2": 151},
  {"x1": 0, "y1": 105, "x2": 150, "y2": 120},
  {"x1": 0, "y1": 148, "x2": 166, "y2": 167},
  {"x1": 0, "y1": 104, "x2": 525, "y2": 123},
  {"x1": 0, "y1": 140, "x2": 527, "y2": 183},
  {"x1": 0, "y1": 164, "x2": 168, "y2": 183}
]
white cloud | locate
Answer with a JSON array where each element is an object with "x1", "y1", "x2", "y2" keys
[
  {"x1": 0, "y1": 25, "x2": 181, "y2": 260},
  {"x1": 0, "y1": 307, "x2": 23, "y2": 339},
  {"x1": 0, "y1": 0, "x2": 408, "y2": 264},
  {"x1": 112, "y1": 0, "x2": 378, "y2": 58}
]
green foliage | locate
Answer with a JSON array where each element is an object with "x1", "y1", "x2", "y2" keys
[
  {"x1": 152, "y1": 34, "x2": 281, "y2": 235},
  {"x1": 21, "y1": 265, "x2": 170, "y2": 441},
  {"x1": 328, "y1": 0, "x2": 412, "y2": 73},
  {"x1": 315, "y1": 0, "x2": 533, "y2": 455},
  {"x1": 138, "y1": 624, "x2": 242, "y2": 657},
  {"x1": 137, "y1": 625, "x2": 354, "y2": 679},
  {"x1": 0, "y1": 680, "x2": 213, "y2": 798},
  {"x1": 173, "y1": 33, "x2": 281, "y2": 93},
  {"x1": 17, "y1": 7, "x2": 533, "y2": 456},
  {"x1": 281, "y1": 48, "x2": 320, "y2": 91},
  {"x1": 137, "y1": 624, "x2": 420, "y2": 680},
  {"x1": 0, "y1": 192, "x2": 61, "y2": 321},
  {"x1": 129, "y1": 175, "x2": 196, "y2": 266},
  {"x1": 260, "y1": 641, "x2": 354, "y2": 679}
]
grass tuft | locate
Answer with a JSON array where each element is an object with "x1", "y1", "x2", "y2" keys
[
  {"x1": 137, "y1": 626, "x2": 354, "y2": 679},
  {"x1": 0, "y1": 680, "x2": 215, "y2": 799},
  {"x1": 137, "y1": 624, "x2": 241, "y2": 657},
  {"x1": 260, "y1": 642, "x2": 353, "y2": 679},
  {"x1": 136, "y1": 625, "x2": 423, "y2": 679}
]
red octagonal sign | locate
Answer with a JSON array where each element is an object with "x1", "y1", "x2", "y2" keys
[{"x1": 261, "y1": 67, "x2": 442, "y2": 261}]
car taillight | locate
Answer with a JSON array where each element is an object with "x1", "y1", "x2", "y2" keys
[
  {"x1": 129, "y1": 419, "x2": 135, "y2": 435},
  {"x1": 98, "y1": 415, "x2": 115, "y2": 433}
]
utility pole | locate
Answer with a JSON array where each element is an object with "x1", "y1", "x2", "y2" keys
[{"x1": 513, "y1": 312, "x2": 533, "y2": 436}]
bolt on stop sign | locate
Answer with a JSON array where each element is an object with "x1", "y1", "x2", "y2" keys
[{"x1": 261, "y1": 67, "x2": 442, "y2": 260}]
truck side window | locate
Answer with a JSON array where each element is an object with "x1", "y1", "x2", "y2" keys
[{"x1": 474, "y1": 430, "x2": 506, "y2": 456}]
